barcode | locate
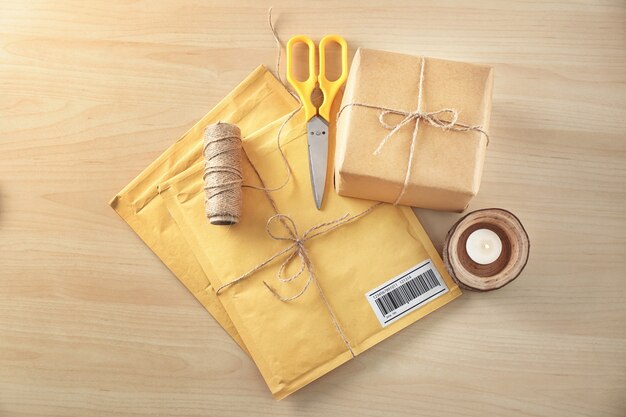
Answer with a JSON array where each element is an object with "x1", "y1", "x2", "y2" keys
[
  {"x1": 373, "y1": 269, "x2": 441, "y2": 316},
  {"x1": 365, "y1": 259, "x2": 448, "y2": 327}
]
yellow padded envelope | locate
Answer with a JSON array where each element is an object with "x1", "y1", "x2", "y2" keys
[
  {"x1": 158, "y1": 109, "x2": 462, "y2": 399},
  {"x1": 109, "y1": 66, "x2": 299, "y2": 350}
]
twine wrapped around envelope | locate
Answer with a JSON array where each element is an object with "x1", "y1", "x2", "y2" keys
[
  {"x1": 337, "y1": 57, "x2": 490, "y2": 205},
  {"x1": 218, "y1": 206, "x2": 381, "y2": 355},
  {"x1": 214, "y1": 146, "x2": 382, "y2": 355}
]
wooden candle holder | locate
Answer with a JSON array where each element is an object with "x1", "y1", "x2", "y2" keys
[{"x1": 443, "y1": 208, "x2": 530, "y2": 291}]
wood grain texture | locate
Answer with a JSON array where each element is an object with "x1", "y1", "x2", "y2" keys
[{"x1": 1, "y1": 1, "x2": 625, "y2": 416}]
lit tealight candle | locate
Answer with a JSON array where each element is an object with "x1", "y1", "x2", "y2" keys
[
  {"x1": 444, "y1": 208, "x2": 529, "y2": 291},
  {"x1": 465, "y1": 229, "x2": 502, "y2": 265}
]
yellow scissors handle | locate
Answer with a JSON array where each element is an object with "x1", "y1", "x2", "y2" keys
[
  {"x1": 286, "y1": 35, "x2": 317, "y2": 122},
  {"x1": 318, "y1": 35, "x2": 348, "y2": 122}
]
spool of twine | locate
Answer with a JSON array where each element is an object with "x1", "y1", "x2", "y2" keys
[
  {"x1": 443, "y1": 208, "x2": 530, "y2": 291},
  {"x1": 203, "y1": 122, "x2": 243, "y2": 226}
]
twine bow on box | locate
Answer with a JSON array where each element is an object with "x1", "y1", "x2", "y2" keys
[{"x1": 337, "y1": 57, "x2": 490, "y2": 205}]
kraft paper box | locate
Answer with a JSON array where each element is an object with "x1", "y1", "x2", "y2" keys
[
  {"x1": 158, "y1": 109, "x2": 462, "y2": 399},
  {"x1": 335, "y1": 48, "x2": 494, "y2": 212},
  {"x1": 109, "y1": 66, "x2": 300, "y2": 351}
]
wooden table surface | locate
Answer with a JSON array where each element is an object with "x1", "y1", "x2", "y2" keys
[{"x1": 1, "y1": 1, "x2": 625, "y2": 416}]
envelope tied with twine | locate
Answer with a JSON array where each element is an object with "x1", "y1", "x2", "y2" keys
[{"x1": 157, "y1": 81, "x2": 462, "y2": 398}]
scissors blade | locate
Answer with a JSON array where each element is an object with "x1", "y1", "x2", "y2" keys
[{"x1": 306, "y1": 116, "x2": 329, "y2": 210}]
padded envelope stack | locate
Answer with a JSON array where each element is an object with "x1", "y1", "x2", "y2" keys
[{"x1": 110, "y1": 65, "x2": 462, "y2": 399}]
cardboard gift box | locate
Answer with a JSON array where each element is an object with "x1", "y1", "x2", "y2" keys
[{"x1": 335, "y1": 48, "x2": 494, "y2": 212}]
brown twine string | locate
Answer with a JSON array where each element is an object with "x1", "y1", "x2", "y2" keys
[
  {"x1": 203, "y1": 123, "x2": 243, "y2": 225},
  {"x1": 336, "y1": 57, "x2": 490, "y2": 205},
  {"x1": 268, "y1": 7, "x2": 285, "y2": 88},
  {"x1": 268, "y1": 7, "x2": 301, "y2": 102},
  {"x1": 229, "y1": 7, "x2": 303, "y2": 194}
]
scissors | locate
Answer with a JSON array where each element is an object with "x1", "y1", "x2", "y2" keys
[{"x1": 286, "y1": 34, "x2": 348, "y2": 209}]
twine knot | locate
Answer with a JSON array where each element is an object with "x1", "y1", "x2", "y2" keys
[
  {"x1": 374, "y1": 108, "x2": 462, "y2": 155},
  {"x1": 216, "y1": 212, "x2": 354, "y2": 302},
  {"x1": 264, "y1": 213, "x2": 316, "y2": 301}
]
